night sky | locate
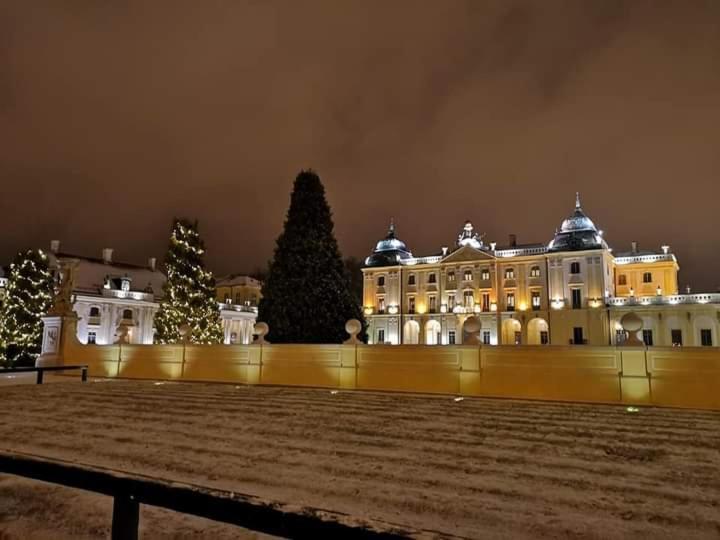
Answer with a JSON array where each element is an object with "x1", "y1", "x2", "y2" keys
[{"x1": 1, "y1": 1, "x2": 719, "y2": 290}]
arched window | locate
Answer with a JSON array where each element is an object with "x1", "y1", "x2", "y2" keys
[
  {"x1": 89, "y1": 307, "x2": 101, "y2": 318},
  {"x1": 122, "y1": 309, "x2": 133, "y2": 321},
  {"x1": 530, "y1": 266, "x2": 541, "y2": 277},
  {"x1": 505, "y1": 268, "x2": 515, "y2": 279}
]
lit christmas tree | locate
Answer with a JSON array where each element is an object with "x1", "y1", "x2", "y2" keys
[
  {"x1": 154, "y1": 219, "x2": 223, "y2": 344},
  {"x1": 0, "y1": 250, "x2": 54, "y2": 367}
]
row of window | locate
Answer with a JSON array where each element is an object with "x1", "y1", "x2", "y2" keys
[
  {"x1": 618, "y1": 272, "x2": 654, "y2": 286},
  {"x1": 88, "y1": 306, "x2": 134, "y2": 321},
  {"x1": 377, "y1": 265, "x2": 553, "y2": 288},
  {"x1": 615, "y1": 328, "x2": 714, "y2": 347}
]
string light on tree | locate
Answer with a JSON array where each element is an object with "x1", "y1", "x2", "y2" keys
[
  {"x1": 0, "y1": 250, "x2": 54, "y2": 367},
  {"x1": 154, "y1": 219, "x2": 223, "y2": 344}
]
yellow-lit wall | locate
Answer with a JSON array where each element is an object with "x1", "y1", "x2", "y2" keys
[
  {"x1": 614, "y1": 261, "x2": 679, "y2": 297},
  {"x1": 216, "y1": 284, "x2": 262, "y2": 306},
  {"x1": 60, "y1": 320, "x2": 720, "y2": 411}
]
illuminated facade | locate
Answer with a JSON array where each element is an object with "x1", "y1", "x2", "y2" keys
[
  {"x1": 216, "y1": 275, "x2": 262, "y2": 345},
  {"x1": 362, "y1": 196, "x2": 719, "y2": 347}
]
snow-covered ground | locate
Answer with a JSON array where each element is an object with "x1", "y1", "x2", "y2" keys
[{"x1": 1, "y1": 380, "x2": 719, "y2": 538}]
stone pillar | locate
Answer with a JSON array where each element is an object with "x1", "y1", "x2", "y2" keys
[{"x1": 36, "y1": 314, "x2": 79, "y2": 367}]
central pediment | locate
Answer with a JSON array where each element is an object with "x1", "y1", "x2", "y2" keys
[{"x1": 440, "y1": 245, "x2": 496, "y2": 264}]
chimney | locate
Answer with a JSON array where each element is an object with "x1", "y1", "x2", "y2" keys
[
  {"x1": 102, "y1": 248, "x2": 114, "y2": 264},
  {"x1": 50, "y1": 240, "x2": 61, "y2": 254},
  {"x1": 509, "y1": 234, "x2": 517, "y2": 247},
  {"x1": 631, "y1": 241, "x2": 638, "y2": 254},
  {"x1": 148, "y1": 257, "x2": 157, "y2": 271}
]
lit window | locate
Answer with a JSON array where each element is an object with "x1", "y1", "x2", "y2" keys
[
  {"x1": 464, "y1": 291, "x2": 474, "y2": 307},
  {"x1": 505, "y1": 268, "x2": 514, "y2": 279},
  {"x1": 643, "y1": 272, "x2": 652, "y2": 283},
  {"x1": 481, "y1": 293, "x2": 490, "y2": 312},
  {"x1": 87, "y1": 332, "x2": 97, "y2": 345},
  {"x1": 570, "y1": 262, "x2": 580, "y2": 274},
  {"x1": 408, "y1": 274, "x2": 416, "y2": 285},
  {"x1": 428, "y1": 273, "x2": 436, "y2": 284},
  {"x1": 531, "y1": 291, "x2": 541, "y2": 309},
  {"x1": 530, "y1": 266, "x2": 541, "y2": 278},
  {"x1": 447, "y1": 271, "x2": 455, "y2": 282},
  {"x1": 464, "y1": 270, "x2": 473, "y2": 281},
  {"x1": 506, "y1": 293, "x2": 515, "y2": 311},
  {"x1": 448, "y1": 294, "x2": 456, "y2": 309},
  {"x1": 481, "y1": 269, "x2": 490, "y2": 280},
  {"x1": 377, "y1": 297, "x2": 385, "y2": 314},
  {"x1": 618, "y1": 274, "x2": 627, "y2": 286}
]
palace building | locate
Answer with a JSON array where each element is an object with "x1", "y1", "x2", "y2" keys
[{"x1": 362, "y1": 195, "x2": 720, "y2": 347}]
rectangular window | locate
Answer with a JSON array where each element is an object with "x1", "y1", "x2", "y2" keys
[
  {"x1": 671, "y1": 329, "x2": 683, "y2": 346},
  {"x1": 481, "y1": 269, "x2": 490, "y2": 280},
  {"x1": 463, "y1": 291, "x2": 474, "y2": 308},
  {"x1": 429, "y1": 296, "x2": 437, "y2": 313},
  {"x1": 408, "y1": 296, "x2": 415, "y2": 314},
  {"x1": 428, "y1": 273, "x2": 436, "y2": 284},
  {"x1": 701, "y1": 329, "x2": 713, "y2": 347},
  {"x1": 408, "y1": 274, "x2": 416, "y2": 285},
  {"x1": 87, "y1": 332, "x2": 97, "y2": 345},
  {"x1": 447, "y1": 272, "x2": 455, "y2": 282},
  {"x1": 643, "y1": 272, "x2": 652, "y2": 283},
  {"x1": 482, "y1": 293, "x2": 490, "y2": 312},
  {"x1": 530, "y1": 266, "x2": 541, "y2": 277},
  {"x1": 505, "y1": 268, "x2": 515, "y2": 279},
  {"x1": 618, "y1": 274, "x2": 627, "y2": 286},
  {"x1": 448, "y1": 294, "x2": 455, "y2": 309},
  {"x1": 448, "y1": 331, "x2": 456, "y2": 345},
  {"x1": 572, "y1": 289, "x2": 582, "y2": 309},
  {"x1": 573, "y1": 327, "x2": 584, "y2": 345},
  {"x1": 377, "y1": 329, "x2": 385, "y2": 343},
  {"x1": 642, "y1": 329, "x2": 654, "y2": 347},
  {"x1": 506, "y1": 293, "x2": 515, "y2": 311},
  {"x1": 377, "y1": 276, "x2": 385, "y2": 287},
  {"x1": 464, "y1": 270, "x2": 473, "y2": 281},
  {"x1": 540, "y1": 331, "x2": 549, "y2": 345},
  {"x1": 514, "y1": 331, "x2": 522, "y2": 345},
  {"x1": 616, "y1": 329, "x2": 626, "y2": 345},
  {"x1": 531, "y1": 291, "x2": 541, "y2": 309},
  {"x1": 482, "y1": 331, "x2": 491, "y2": 345},
  {"x1": 570, "y1": 262, "x2": 581, "y2": 274},
  {"x1": 378, "y1": 297, "x2": 385, "y2": 314}
]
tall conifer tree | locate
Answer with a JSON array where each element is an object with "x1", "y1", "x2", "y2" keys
[
  {"x1": 259, "y1": 170, "x2": 364, "y2": 343},
  {"x1": 0, "y1": 250, "x2": 54, "y2": 367},
  {"x1": 154, "y1": 219, "x2": 223, "y2": 344}
]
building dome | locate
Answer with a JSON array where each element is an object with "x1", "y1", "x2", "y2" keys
[
  {"x1": 457, "y1": 220, "x2": 483, "y2": 250},
  {"x1": 364, "y1": 220, "x2": 414, "y2": 267},
  {"x1": 548, "y1": 194, "x2": 608, "y2": 252}
]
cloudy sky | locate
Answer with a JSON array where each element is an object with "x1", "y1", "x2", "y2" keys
[{"x1": 1, "y1": 0, "x2": 719, "y2": 289}]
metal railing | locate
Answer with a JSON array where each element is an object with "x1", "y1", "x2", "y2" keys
[
  {"x1": 0, "y1": 451, "x2": 433, "y2": 540},
  {"x1": 0, "y1": 364, "x2": 88, "y2": 384}
]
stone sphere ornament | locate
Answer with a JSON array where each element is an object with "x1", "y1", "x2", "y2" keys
[
  {"x1": 178, "y1": 323, "x2": 192, "y2": 343},
  {"x1": 253, "y1": 322, "x2": 269, "y2": 344},
  {"x1": 344, "y1": 319, "x2": 362, "y2": 344},
  {"x1": 620, "y1": 312, "x2": 644, "y2": 347},
  {"x1": 462, "y1": 316, "x2": 481, "y2": 334}
]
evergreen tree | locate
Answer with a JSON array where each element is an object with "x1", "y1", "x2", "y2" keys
[
  {"x1": 259, "y1": 170, "x2": 364, "y2": 343},
  {"x1": 0, "y1": 250, "x2": 54, "y2": 367},
  {"x1": 154, "y1": 219, "x2": 223, "y2": 344}
]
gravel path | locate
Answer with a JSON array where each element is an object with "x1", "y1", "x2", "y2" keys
[{"x1": 1, "y1": 380, "x2": 719, "y2": 539}]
